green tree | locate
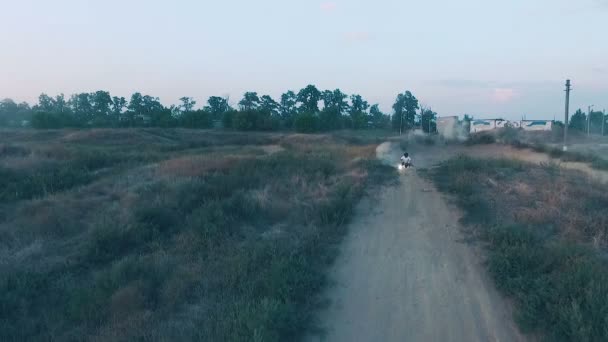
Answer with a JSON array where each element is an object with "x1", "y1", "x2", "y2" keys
[
  {"x1": 55, "y1": 94, "x2": 68, "y2": 114},
  {"x1": 179, "y1": 109, "x2": 212, "y2": 128},
  {"x1": 68, "y1": 93, "x2": 93, "y2": 125},
  {"x1": 569, "y1": 109, "x2": 586, "y2": 131},
  {"x1": 259, "y1": 95, "x2": 279, "y2": 116},
  {"x1": 111, "y1": 96, "x2": 127, "y2": 123},
  {"x1": 37, "y1": 93, "x2": 55, "y2": 112},
  {"x1": 370, "y1": 104, "x2": 389, "y2": 128},
  {"x1": 179, "y1": 97, "x2": 196, "y2": 113},
  {"x1": 589, "y1": 110, "x2": 604, "y2": 134},
  {"x1": 297, "y1": 85, "x2": 321, "y2": 113},
  {"x1": 392, "y1": 91, "x2": 419, "y2": 132},
  {"x1": 319, "y1": 89, "x2": 348, "y2": 130},
  {"x1": 322, "y1": 89, "x2": 349, "y2": 114},
  {"x1": 350, "y1": 94, "x2": 369, "y2": 114},
  {"x1": 222, "y1": 109, "x2": 238, "y2": 129},
  {"x1": 0, "y1": 99, "x2": 25, "y2": 126},
  {"x1": 206, "y1": 96, "x2": 231, "y2": 120},
  {"x1": 239, "y1": 92, "x2": 260, "y2": 111},
  {"x1": 142, "y1": 96, "x2": 171, "y2": 127},
  {"x1": 349, "y1": 94, "x2": 370, "y2": 129},
  {"x1": 280, "y1": 91, "x2": 298, "y2": 128},
  {"x1": 420, "y1": 107, "x2": 437, "y2": 133},
  {"x1": 91, "y1": 91, "x2": 113, "y2": 125},
  {"x1": 141, "y1": 95, "x2": 164, "y2": 117}
]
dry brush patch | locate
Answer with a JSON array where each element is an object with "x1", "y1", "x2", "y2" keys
[
  {"x1": 0, "y1": 131, "x2": 396, "y2": 342},
  {"x1": 430, "y1": 156, "x2": 608, "y2": 341}
]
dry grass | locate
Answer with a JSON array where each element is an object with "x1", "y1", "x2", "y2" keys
[
  {"x1": 0, "y1": 129, "x2": 396, "y2": 342},
  {"x1": 157, "y1": 155, "x2": 250, "y2": 177},
  {"x1": 431, "y1": 156, "x2": 608, "y2": 341}
]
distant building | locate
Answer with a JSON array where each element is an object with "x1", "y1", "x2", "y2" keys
[
  {"x1": 470, "y1": 119, "x2": 499, "y2": 133},
  {"x1": 470, "y1": 118, "x2": 549, "y2": 133},
  {"x1": 521, "y1": 120, "x2": 552, "y2": 131},
  {"x1": 495, "y1": 119, "x2": 520, "y2": 129}
]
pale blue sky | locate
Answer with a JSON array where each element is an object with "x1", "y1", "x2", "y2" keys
[{"x1": 1, "y1": 0, "x2": 607, "y2": 119}]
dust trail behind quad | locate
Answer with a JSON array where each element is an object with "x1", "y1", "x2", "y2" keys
[{"x1": 308, "y1": 142, "x2": 526, "y2": 342}]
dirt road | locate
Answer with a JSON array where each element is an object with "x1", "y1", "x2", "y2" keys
[{"x1": 309, "y1": 142, "x2": 526, "y2": 342}]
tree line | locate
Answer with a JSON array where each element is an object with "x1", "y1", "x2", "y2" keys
[
  {"x1": 0, "y1": 85, "x2": 440, "y2": 132},
  {"x1": 568, "y1": 109, "x2": 608, "y2": 134}
]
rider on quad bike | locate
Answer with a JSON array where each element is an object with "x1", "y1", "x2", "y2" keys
[{"x1": 400, "y1": 153, "x2": 412, "y2": 168}]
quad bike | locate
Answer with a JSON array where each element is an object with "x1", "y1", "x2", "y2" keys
[{"x1": 398, "y1": 161, "x2": 413, "y2": 171}]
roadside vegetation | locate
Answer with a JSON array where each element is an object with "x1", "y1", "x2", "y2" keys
[
  {"x1": 0, "y1": 129, "x2": 396, "y2": 341},
  {"x1": 467, "y1": 127, "x2": 608, "y2": 171},
  {"x1": 430, "y1": 156, "x2": 608, "y2": 341}
]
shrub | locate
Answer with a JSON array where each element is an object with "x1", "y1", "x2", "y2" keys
[
  {"x1": 0, "y1": 132, "x2": 397, "y2": 342},
  {"x1": 294, "y1": 112, "x2": 319, "y2": 133},
  {"x1": 466, "y1": 132, "x2": 496, "y2": 145},
  {"x1": 31, "y1": 111, "x2": 75, "y2": 129},
  {"x1": 497, "y1": 127, "x2": 520, "y2": 144},
  {"x1": 222, "y1": 110, "x2": 237, "y2": 128},
  {"x1": 178, "y1": 109, "x2": 213, "y2": 129},
  {"x1": 430, "y1": 156, "x2": 608, "y2": 341},
  {"x1": 232, "y1": 110, "x2": 279, "y2": 131}
]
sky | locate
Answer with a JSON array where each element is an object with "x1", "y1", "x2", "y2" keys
[{"x1": 1, "y1": 0, "x2": 607, "y2": 120}]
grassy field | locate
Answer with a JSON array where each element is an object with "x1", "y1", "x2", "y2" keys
[
  {"x1": 0, "y1": 128, "x2": 396, "y2": 341},
  {"x1": 429, "y1": 156, "x2": 608, "y2": 341}
]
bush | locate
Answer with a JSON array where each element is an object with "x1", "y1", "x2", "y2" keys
[
  {"x1": 466, "y1": 132, "x2": 496, "y2": 145},
  {"x1": 496, "y1": 127, "x2": 520, "y2": 144},
  {"x1": 31, "y1": 111, "x2": 76, "y2": 129},
  {"x1": 430, "y1": 156, "x2": 608, "y2": 341},
  {"x1": 222, "y1": 110, "x2": 237, "y2": 128},
  {"x1": 0, "y1": 132, "x2": 397, "y2": 341},
  {"x1": 294, "y1": 112, "x2": 319, "y2": 133},
  {"x1": 178, "y1": 110, "x2": 213, "y2": 129},
  {"x1": 486, "y1": 225, "x2": 608, "y2": 341},
  {"x1": 0, "y1": 165, "x2": 93, "y2": 202},
  {"x1": 232, "y1": 110, "x2": 279, "y2": 131}
]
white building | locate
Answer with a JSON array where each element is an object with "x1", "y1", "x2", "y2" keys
[
  {"x1": 470, "y1": 118, "x2": 550, "y2": 133},
  {"x1": 520, "y1": 120, "x2": 552, "y2": 131},
  {"x1": 470, "y1": 119, "x2": 498, "y2": 133}
]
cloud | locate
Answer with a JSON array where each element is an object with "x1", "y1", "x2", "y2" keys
[
  {"x1": 320, "y1": 2, "x2": 337, "y2": 13},
  {"x1": 492, "y1": 88, "x2": 517, "y2": 103},
  {"x1": 344, "y1": 31, "x2": 372, "y2": 43}
]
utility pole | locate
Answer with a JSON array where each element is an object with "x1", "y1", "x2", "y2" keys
[
  {"x1": 563, "y1": 79, "x2": 571, "y2": 152},
  {"x1": 399, "y1": 111, "x2": 403, "y2": 135}
]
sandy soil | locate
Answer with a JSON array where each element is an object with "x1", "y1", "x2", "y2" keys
[{"x1": 308, "y1": 142, "x2": 527, "y2": 342}]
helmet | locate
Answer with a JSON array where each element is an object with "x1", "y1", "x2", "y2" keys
[{"x1": 404, "y1": 153, "x2": 409, "y2": 157}]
